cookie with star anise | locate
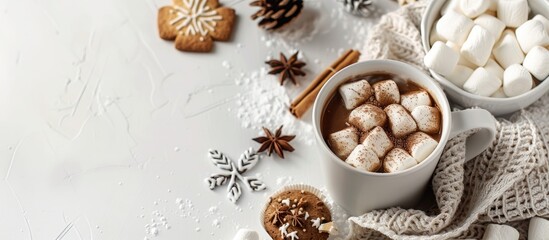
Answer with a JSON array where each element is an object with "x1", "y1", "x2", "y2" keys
[
  {"x1": 262, "y1": 187, "x2": 332, "y2": 240},
  {"x1": 158, "y1": 0, "x2": 236, "y2": 52}
]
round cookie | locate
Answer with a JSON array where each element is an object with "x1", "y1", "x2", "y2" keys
[{"x1": 263, "y1": 189, "x2": 332, "y2": 240}]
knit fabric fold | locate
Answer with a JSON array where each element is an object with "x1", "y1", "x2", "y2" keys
[{"x1": 349, "y1": 2, "x2": 549, "y2": 239}]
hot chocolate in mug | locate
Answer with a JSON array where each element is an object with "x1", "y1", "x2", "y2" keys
[{"x1": 312, "y1": 60, "x2": 497, "y2": 215}]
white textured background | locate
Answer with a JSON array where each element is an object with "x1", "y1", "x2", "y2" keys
[{"x1": 0, "y1": 0, "x2": 397, "y2": 239}]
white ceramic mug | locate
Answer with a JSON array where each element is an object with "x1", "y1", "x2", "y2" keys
[{"x1": 312, "y1": 60, "x2": 497, "y2": 216}]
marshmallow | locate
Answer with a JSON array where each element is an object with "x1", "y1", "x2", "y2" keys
[
  {"x1": 233, "y1": 229, "x2": 259, "y2": 240},
  {"x1": 383, "y1": 148, "x2": 418, "y2": 173},
  {"x1": 441, "y1": 0, "x2": 462, "y2": 15},
  {"x1": 328, "y1": 127, "x2": 359, "y2": 159},
  {"x1": 446, "y1": 65, "x2": 474, "y2": 87},
  {"x1": 503, "y1": 64, "x2": 533, "y2": 97},
  {"x1": 487, "y1": 0, "x2": 497, "y2": 11},
  {"x1": 523, "y1": 46, "x2": 549, "y2": 80},
  {"x1": 430, "y1": 23, "x2": 446, "y2": 46},
  {"x1": 437, "y1": 11, "x2": 475, "y2": 45},
  {"x1": 372, "y1": 80, "x2": 400, "y2": 106},
  {"x1": 447, "y1": 41, "x2": 478, "y2": 69},
  {"x1": 533, "y1": 15, "x2": 549, "y2": 33},
  {"x1": 338, "y1": 80, "x2": 373, "y2": 110},
  {"x1": 460, "y1": 0, "x2": 490, "y2": 18},
  {"x1": 529, "y1": 217, "x2": 549, "y2": 240},
  {"x1": 348, "y1": 104, "x2": 387, "y2": 132},
  {"x1": 345, "y1": 144, "x2": 381, "y2": 172},
  {"x1": 482, "y1": 224, "x2": 519, "y2": 240},
  {"x1": 400, "y1": 90, "x2": 432, "y2": 112},
  {"x1": 425, "y1": 41, "x2": 460, "y2": 76},
  {"x1": 461, "y1": 25, "x2": 496, "y2": 66},
  {"x1": 516, "y1": 19, "x2": 549, "y2": 53},
  {"x1": 411, "y1": 106, "x2": 441, "y2": 134},
  {"x1": 384, "y1": 104, "x2": 417, "y2": 138},
  {"x1": 463, "y1": 67, "x2": 502, "y2": 96},
  {"x1": 497, "y1": 0, "x2": 529, "y2": 28},
  {"x1": 406, "y1": 132, "x2": 438, "y2": 163},
  {"x1": 490, "y1": 88, "x2": 508, "y2": 98},
  {"x1": 493, "y1": 30, "x2": 525, "y2": 68},
  {"x1": 362, "y1": 126, "x2": 394, "y2": 158},
  {"x1": 484, "y1": 58, "x2": 505, "y2": 81},
  {"x1": 474, "y1": 14, "x2": 506, "y2": 40}
]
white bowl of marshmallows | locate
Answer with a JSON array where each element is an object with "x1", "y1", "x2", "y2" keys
[{"x1": 421, "y1": 0, "x2": 549, "y2": 116}]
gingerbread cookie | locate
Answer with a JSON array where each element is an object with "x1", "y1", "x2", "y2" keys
[{"x1": 158, "y1": 0, "x2": 236, "y2": 52}]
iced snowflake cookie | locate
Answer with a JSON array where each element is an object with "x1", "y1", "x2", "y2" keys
[
  {"x1": 158, "y1": 0, "x2": 236, "y2": 52},
  {"x1": 262, "y1": 185, "x2": 334, "y2": 240}
]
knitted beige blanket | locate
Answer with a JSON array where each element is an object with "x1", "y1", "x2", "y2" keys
[{"x1": 348, "y1": 2, "x2": 549, "y2": 239}]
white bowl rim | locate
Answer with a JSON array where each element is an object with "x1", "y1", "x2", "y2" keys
[{"x1": 420, "y1": 0, "x2": 549, "y2": 104}]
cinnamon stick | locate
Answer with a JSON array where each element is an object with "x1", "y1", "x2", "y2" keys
[{"x1": 289, "y1": 49, "x2": 361, "y2": 118}]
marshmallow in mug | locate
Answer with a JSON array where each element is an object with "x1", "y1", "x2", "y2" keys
[
  {"x1": 328, "y1": 127, "x2": 359, "y2": 159},
  {"x1": 362, "y1": 126, "x2": 394, "y2": 158},
  {"x1": 348, "y1": 104, "x2": 387, "y2": 132},
  {"x1": 372, "y1": 80, "x2": 401, "y2": 106},
  {"x1": 338, "y1": 80, "x2": 373, "y2": 110},
  {"x1": 345, "y1": 144, "x2": 381, "y2": 172},
  {"x1": 411, "y1": 106, "x2": 441, "y2": 134},
  {"x1": 384, "y1": 104, "x2": 418, "y2": 138},
  {"x1": 400, "y1": 90, "x2": 432, "y2": 112},
  {"x1": 383, "y1": 148, "x2": 418, "y2": 173},
  {"x1": 406, "y1": 132, "x2": 438, "y2": 163}
]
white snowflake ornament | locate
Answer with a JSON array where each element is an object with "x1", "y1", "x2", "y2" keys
[{"x1": 205, "y1": 148, "x2": 267, "y2": 203}]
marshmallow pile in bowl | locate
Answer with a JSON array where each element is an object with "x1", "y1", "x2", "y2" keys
[
  {"x1": 327, "y1": 79, "x2": 441, "y2": 174},
  {"x1": 421, "y1": 0, "x2": 549, "y2": 116}
]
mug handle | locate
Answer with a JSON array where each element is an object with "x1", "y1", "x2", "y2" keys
[{"x1": 449, "y1": 109, "x2": 497, "y2": 162}]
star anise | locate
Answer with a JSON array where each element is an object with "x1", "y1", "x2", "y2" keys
[
  {"x1": 253, "y1": 125, "x2": 296, "y2": 159},
  {"x1": 265, "y1": 52, "x2": 306, "y2": 86},
  {"x1": 270, "y1": 205, "x2": 290, "y2": 225},
  {"x1": 285, "y1": 209, "x2": 305, "y2": 227}
]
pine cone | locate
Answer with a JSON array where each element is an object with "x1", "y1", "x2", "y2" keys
[
  {"x1": 338, "y1": 0, "x2": 375, "y2": 17},
  {"x1": 250, "y1": 0, "x2": 304, "y2": 30}
]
